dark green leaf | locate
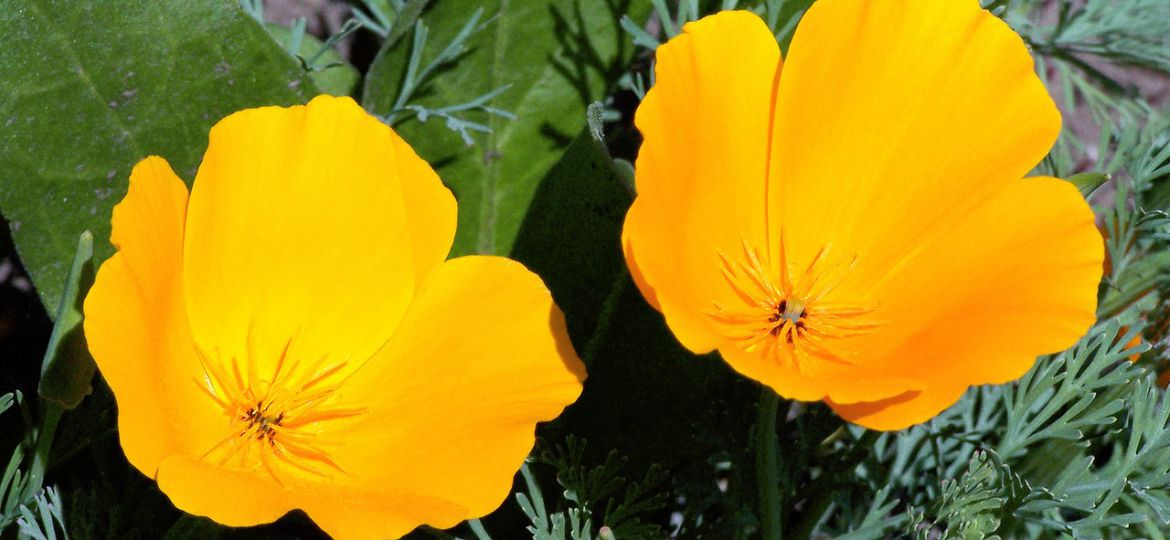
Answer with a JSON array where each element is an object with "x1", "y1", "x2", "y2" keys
[
  {"x1": 0, "y1": 0, "x2": 319, "y2": 310},
  {"x1": 557, "y1": 275, "x2": 757, "y2": 480},
  {"x1": 511, "y1": 128, "x2": 630, "y2": 347},
  {"x1": 365, "y1": 0, "x2": 643, "y2": 256},
  {"x1": 37, "y1": 231, "x2": 95, "y2": 410}
]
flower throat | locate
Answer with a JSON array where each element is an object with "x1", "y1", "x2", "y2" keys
[
  {"x1": 708, "y1": 239, "x2": 883, "y2": 371},
  {"x1": 193, "y1": 336, "x2": 366, "y2": 483}
]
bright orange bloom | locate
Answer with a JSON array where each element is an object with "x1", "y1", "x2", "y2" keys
[
  {"x1": 83, "y1": 96, "x2": 585, "y2": 538},
  {"x1": 622, "y1": 1, "x2": 1102, "y2": 430}
]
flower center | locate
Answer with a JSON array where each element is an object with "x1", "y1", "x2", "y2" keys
[
  {"x1": 776, "y1": 299, "x2": 805, "y2": 326},
  {"x1": 240, "y1": 402, "x2": 284, "y2": 443},
  {"x1": 708, "y1": 239, "x2": 883, "y2": 371},
  {"x1": 192, "y1": 338, "x2": 366, "y2": 483}
]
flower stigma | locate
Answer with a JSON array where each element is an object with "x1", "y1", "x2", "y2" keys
[{"x1": 708, "y1": 239, "x2": 884, "y2": 371}]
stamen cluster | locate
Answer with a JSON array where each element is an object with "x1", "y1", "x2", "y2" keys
[
  {"x1": 708, "y1": 239, "x2": 883, "y2": 371},
  {"x1": 193, "y1": 337, "x2": 366, "y2": 483}
]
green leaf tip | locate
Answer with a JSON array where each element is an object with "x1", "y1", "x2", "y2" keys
[
  {"x1": 38, "y1": 230, "x2": 96, "y2": 410},
  {"x1": 1067, "y1": 171, "x2": 1109, "y2": 197}
]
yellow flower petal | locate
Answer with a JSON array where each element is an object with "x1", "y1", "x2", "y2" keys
[
  {"x1": 82, "y1": 157, "x2": 225, "y2": 474},
  {"x1": 393, "y1": 125, "x2": 459, "y2": 281},
  {"x1": 156, "y1": 454, "x2": 292, "y2": 527},
  {"x1": 304, "y1": 256, "x2": 584, "y2": 533},
  {"x1": 838, "y1": 177, "x2": 1101, "y2": 410},
  {"x1": 623, "y1": 10, "x2": 782, "y2": 353},
  {"x1": 300, "y1": 485, "x2": 465, "y2": 540},
  {"x1": 723, "y1": 332, "x2": 927, "y2": 403},
  {"x1": 182, "y1": 95, "x2": 455, "y2": 385},
  {"x1": 826, "y1": 384, "x2": 969, "y2": 431},
  {"x1": 769, "y1": 0, "x2": 1061, "y2": 276}
]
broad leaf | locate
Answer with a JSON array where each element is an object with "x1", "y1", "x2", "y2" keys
[
  {"x1": 0, "y1": 0, "x2": 319, "y2": 310},
  {"x1": 364, "y1": 0, "x2": 644, "y2": 256},
  {"x1": 511, "y1": 128, "x2": 632, "y2": 346}
]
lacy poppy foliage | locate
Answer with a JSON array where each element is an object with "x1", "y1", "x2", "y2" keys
[
  {"x1": 83, "y1": 96, "x2": 585, "y2": 538},
  {"x1": 622, "y1": 0, "x2": 1103, "y2": 430}
]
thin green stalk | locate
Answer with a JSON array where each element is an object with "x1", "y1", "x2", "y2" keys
[
  {"x1": 24, "y1": 403, "x2": 63, "y2": 500},
  {"x1": 756, "y1": 388, "x2": 782, "y2": 540}
]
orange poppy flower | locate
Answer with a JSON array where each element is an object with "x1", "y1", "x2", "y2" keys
[
  {"x1": 83, "y1": 95, "x2": 585, "y2": 538},
  {"x1": 622, "y1": 1, "x2": 1102, "y2": 430}
]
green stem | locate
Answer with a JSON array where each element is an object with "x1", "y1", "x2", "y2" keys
[
  {"x1": 25, "y1": 402, "x2": 63, "y2": 499},
  {"x1": 756, "y1": 388, "x2": 783, "y2": 540}
]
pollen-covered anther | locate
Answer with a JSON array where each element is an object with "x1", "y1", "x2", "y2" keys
[
  {"x1": 707, "y1": 239, "x2": 884, "y2": 371},
  {"x1": 240, "y1": 402, "x2": 284, "y2": 444}
]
